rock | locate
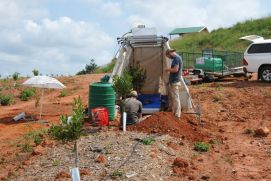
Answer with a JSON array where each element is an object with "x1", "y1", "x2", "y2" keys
[
  {"x1": 55, "y1": 171, "x2": 70, "y2": 179},
  {"x1": 80, "y1": 168, "x2": 91, "y2": 176},
  {"x1": 126, "y1": 171, "x2": 137, "y2": 178},
  {"x1": 188, "y1": 175, "x2": 196, "y2": 180},
  {"x1": 95, "y1": 154, "x2": 108, "y2": 164},
  {"x1": 254, "y1": 127, "x2": 270, "y2": 137},
  {"x1": 32, "y1": 145, "x2": 45, "y2": 156},
  {"x1": 167, "y1": 141, "x2": 179, "y2": 150},
  {"x1": 173, "y1": 157, "x2": 189, "y2": 168},
  {"x1": 41, "y1": 140, "x2": 54, "y2": 148},
  {"x1": 201, "y1": 175, "x2": 210, "y2": 180},
  {"x1": 22, "y1": 160, "x2": 31, "y2": 166}
]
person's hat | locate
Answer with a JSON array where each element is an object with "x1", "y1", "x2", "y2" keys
[
  {"x1": 166, "y1": 48, "x2": 176, "y2": 55},
  {"x1": 130, "y1": 90, "x2": 138, "y2": 97}
]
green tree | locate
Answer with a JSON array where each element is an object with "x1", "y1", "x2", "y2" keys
[
  {"x1": 32, "y1": 69, "x2": 39, "y2": 76},
  {"x1": 127, "y1": 63, "x2": 147, "y2": 92},
  {"x1": 112, "y1": 72, "x2": 133, "y2": 101},
  {"x1": 112, "y1": 72, "x2": 133, "y2": 125},
  {"x1": 12, "y1": 72, "x2": 20, "y2": 81},
  {"x1": 77, "y1": 59, "x2": 98, "y2": 75}
]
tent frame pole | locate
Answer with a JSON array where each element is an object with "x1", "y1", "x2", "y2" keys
[{"x1": 39, "y1": 89, "x2": 44, "y2": 120}]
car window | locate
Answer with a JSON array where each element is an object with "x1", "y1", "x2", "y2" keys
[{"x1": 248, "y1": 43, "x2": 271, "y2": 54}]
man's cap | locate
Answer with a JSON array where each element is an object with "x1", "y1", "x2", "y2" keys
[
  {"x1": 166, "y1": 48, "x2": 176, "y2": 55},
  {"x1": 130, "y1": 90, "x2": 138, "y2": 97}
]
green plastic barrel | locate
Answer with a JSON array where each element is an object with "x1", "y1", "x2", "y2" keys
[{"x1": 89, "y1": 82, "x2": 116, "y2": 120}]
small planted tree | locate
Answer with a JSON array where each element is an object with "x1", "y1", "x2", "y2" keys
[
  {"x1": 12, "y1": 72, "x2": 20, "y2": 81},
  {"x1": 48, "y1": 97, "x2": 84, "y2": 141},
  {"x1": 112, "y1": 72, "x2": 132, "y2": 102},
  {"x1": 112, "y1": 72, "x2": 133, "y2": 125},
  {"x1": 12, "y1": 72, "x2": 20, "y2": 87},
  {"x1": 127, "y1": 63, "x2": 147, "y2": 92},
  {"x1": 48, "y1": 97, "x2": 85, "y2": 177}
]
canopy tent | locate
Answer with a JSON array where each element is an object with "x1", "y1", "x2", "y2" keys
[{"x1": 110, "y1": 26, "x2": 193, "y2": 112}]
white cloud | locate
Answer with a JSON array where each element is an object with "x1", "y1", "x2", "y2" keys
[
  {"x1": 101, "y1": 2, "x2": 122, "y2": 17},
  {"x1": 0, "y1": 6, "x2": 114, "y2": 77},
  {"x1": 124, "y1": 0, "x2": 270, "y2": 32}
]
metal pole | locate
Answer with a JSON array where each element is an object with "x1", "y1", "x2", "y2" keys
[{"x1": 39, "y1": 89, "x2": 44, "y2": 120}]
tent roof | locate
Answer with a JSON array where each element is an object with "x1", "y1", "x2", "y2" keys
[{"x1": 169, "y1": 26, "x2": 207, "y2": 35}]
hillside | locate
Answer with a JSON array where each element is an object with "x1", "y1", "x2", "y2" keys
[{"x1": 170, "y1": 16, "x2": 271, "y2": 53}]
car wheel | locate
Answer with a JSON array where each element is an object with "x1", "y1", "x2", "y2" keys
[{"x1": 260, "y1": 65, "x2": 271, "y2": 82}]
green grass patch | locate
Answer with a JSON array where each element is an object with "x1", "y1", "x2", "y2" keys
[
  {"x1": 0, "y1": 94, "x2": 14, "y2": 106},
  {"x1": 142, "y1": 137, "x2": 155, "y2": 145},
  {"x1": 244, "y1": 128, "x2": 253, "y2": 134},
  {"x1": 212, "y1": 94, "x2": 223, "y2": 102},
  {"x1": 194, "y1": 142, "x2": 210, "y2": 152},
  {"x1": 59, "y1": 90, "x2": 68, "y2": 97},
  {"x1": 170, "y1": 17, "x2": 271, "y2": 53},
  {"x1": 21, "y1": 143, "x2": 33, "y2": 153},
  {"x1": 111, "y1": 170, "x2": 123, "y2": 179},
  {"x1": 20, "y1": 88, "x2": 36, "y2": 101}
]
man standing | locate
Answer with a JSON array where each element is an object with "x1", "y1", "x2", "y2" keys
[
  {"x1": 124, "y1": 90, "x2": 143, "y2": 125},
  {"x1": 165, "y1": 49, "x2": 182, "y2": 118}
]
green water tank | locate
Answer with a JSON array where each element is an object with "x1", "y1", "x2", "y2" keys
[
  {"x1": 89, "y1": 82, "x2": 116, "y2": 120},
  {"x1": 204, "y1": 57, "x2": 223, "y2": 72}
]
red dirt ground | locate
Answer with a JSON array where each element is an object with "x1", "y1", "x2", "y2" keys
[
  {"x1": 0, "y1": 74, "x2": 104, "y2": 179},
  {"x1": 1, "y1": 74, "x2": 271, "y2": 180},
  {"x1": 128, "y1": 112, "x2": 213, "y2": 141}
]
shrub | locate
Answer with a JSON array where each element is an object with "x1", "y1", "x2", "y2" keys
[
  {"x1": 111, "y1": 170, "x2": 123, "y2": 179},
  {"x1": 21, "y1": 143, "x2": 33, "y2": 152},
  {"x1": 48, "y1": 97, "x2": 85, "y2": 141},
  {"x1": 194, "y1": 142, "x2": 210, "y2": 152},
  {"x1": 213, "y1": 94, "x2": 223, "y2": 102},
  {"x1": 34, "y1": 135, "x2": 43, "y2": 145},
  {"x1": 23, "y1": 130, "x2": 45, "y2": 145},
  {"x1": 59, "y1": 90, "x2": 68, "y2": 97},
  {"x1": 244, "y1": 128, "x2": 253, "y2": 134},
  {"x1": 142, "y1": 137, "x2": 155, "y2": 145},
  {"x1": 20, "y1": 88, "x2": 36, "y2": 101},
  {"x1": 0, "y1": 94, "x2": 13, "y2": 106}
]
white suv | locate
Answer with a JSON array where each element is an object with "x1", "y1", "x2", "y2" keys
[{"x1": 241, "y1": 35, "x2": 271, "y2": 82}]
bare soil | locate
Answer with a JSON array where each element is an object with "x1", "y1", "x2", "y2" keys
[{"x1": 0, "y1": 74, "x2": 271, "y2": 181}]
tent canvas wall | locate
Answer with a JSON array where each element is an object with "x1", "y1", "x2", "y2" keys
[{"x1": 110, "y1": 26, "x2": 192, "y2": 111}]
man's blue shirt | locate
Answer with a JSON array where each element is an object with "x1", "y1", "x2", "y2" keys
[{"x1": 169, "y1": 55, "x2": 182, "y2": 83}]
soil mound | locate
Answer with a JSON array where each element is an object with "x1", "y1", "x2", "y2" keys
[{"x1": 128, "y1": 112, "x2": 209, "y2": 141}]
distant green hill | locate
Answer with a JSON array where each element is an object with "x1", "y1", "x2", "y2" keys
[{"x1": 170, "y1": 16, "x2": 271, "y2": 53}]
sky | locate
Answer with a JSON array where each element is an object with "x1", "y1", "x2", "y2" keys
[{"x1": 0, "y1": 0, "x2": 271, "y2": 77}]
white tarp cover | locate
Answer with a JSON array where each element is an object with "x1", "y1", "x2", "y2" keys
[
  {"x1": 132, "y1": 47, "x2": 164, "y2": 94},
  {"x1": 23, "y1": 76, "x2": 65, "y2": 89}
]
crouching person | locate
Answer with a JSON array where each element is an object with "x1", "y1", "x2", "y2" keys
[{"x1": 124, "y1": 90, "x2": 143, "y2": 125}]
